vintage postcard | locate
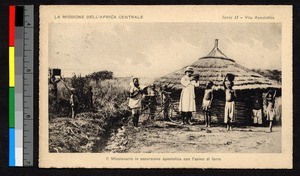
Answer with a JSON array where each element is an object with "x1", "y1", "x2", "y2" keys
[{"x1": 39, "y1": 5, "x2": 293, "y2": 168}]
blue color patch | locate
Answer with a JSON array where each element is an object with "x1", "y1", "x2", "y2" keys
[{"x1": 9, "y1": 128, "x2": 15, "y2": 166}]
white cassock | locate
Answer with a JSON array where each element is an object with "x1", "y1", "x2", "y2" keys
[
  {"x1": 128, "y1": 86, "x2": 142, "y2": 109},
  {"x1": 179, "y1": 75, "x2": 199, "y2": 112}
]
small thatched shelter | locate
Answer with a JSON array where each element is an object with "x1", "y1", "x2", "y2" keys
[{"x1": 155, "y1": 39, "x2": 281, "y2": 125}]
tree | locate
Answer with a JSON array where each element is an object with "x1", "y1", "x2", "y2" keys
[
  {"x1": 86, "y1": 71, "x2": 113, "y2": 84},
  {"x1": 251, "y1": 69, "x2": 281, "y2": 83}
]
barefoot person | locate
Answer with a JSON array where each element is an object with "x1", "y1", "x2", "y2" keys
[
  {"x1": 223, "y1": 74, "x2": 236, "y2": 131},
  {"x1": 202, "y1": 81, "x2": 214, "y2": 127},
  {"x1": 129, "y1": 78, "x2": 143, "y2": 127},
  {"x1": 264, "y1": 89, "x2": 277, "y2": 132},
  {"x1": 179, "y1": 67, "x2": 199, "y2": 125}
]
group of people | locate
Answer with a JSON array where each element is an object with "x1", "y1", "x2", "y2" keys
[
  {"x1": 252, "y1": 89, "x2": 277, "y2": 132},
  {"x1": 128, "y1": 78, "x2": 173, "y2": 127},
  {"x1": 128, "y1": 66, "x2": 277, "y2": 132},
  {"x1": 49, "y1": 74, "x2": 79, "y2": 119},
  {"x1": 49, "y1": 74, "x2": 94, "y2": 119}
]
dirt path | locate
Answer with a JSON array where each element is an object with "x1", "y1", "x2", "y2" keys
[{"x1": 102, "y1": 118, "x2": 281, "y2": 153}]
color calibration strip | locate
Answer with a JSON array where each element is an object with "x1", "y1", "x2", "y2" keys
[
  {"x1": 9, "y1": 5, "x2": 34, "y2": 167},
  {"x1": 9, "y1": 5, "x2": 16, "y2": 167}
]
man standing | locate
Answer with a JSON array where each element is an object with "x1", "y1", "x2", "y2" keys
[
  {"x1": 49, "y1": 74, "x2": 61, "y2": 106},
  {"x1": 129, "y1": 78, "x2": 143, "y2": 127},
  {"x1": 179, "y1": 67, "x2": 199, "y2": 125}
]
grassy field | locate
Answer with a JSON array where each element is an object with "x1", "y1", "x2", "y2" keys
[{"x1": 49, "y1": 76, "x2": 155, "y2": 153}]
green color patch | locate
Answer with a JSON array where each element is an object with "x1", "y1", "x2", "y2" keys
[{"x1": 9, "y1": 87, "x2": 15, "y2": 128}]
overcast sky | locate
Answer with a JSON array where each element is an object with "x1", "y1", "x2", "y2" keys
[{"x1": 49, "y1": 22, "x2": 281, "y2": 78}]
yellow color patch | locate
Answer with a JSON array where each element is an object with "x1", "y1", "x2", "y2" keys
[{"x1": 9, "y1": 47, "x2": 15, "y2": 87}]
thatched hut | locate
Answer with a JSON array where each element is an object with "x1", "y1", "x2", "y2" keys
[{"x1": 155, "y1": 39, "x2": 281, "y2": 125}]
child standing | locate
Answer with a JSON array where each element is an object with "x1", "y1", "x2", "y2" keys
[
  {"x1": 223, "y1": 74, "x2": 236, "y2": 131},
  {"x1": 69, "y1": 88, "x2": 78, "y2": 119},
  {"x1": 252, "y1": 91, "x2": 263, "y2": 126},
  {"x1": 202, "y1": 81, "x2": 214, "y2": 127},
  {"x1": 264, "y1": 89, "x2": 277, "y2": 132},
  {"x1": 160, "y1": 85, "x2": 171, "y2": 121},
  {"x1": 148, "y1": 84, "x2": 157, "y2": 120}
]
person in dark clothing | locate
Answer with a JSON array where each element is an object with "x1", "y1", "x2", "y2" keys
[
  {"x1": 148, "y1": 84, "x2": 157, "y2": 120},
  {"x1": 160, "y1": 85, "x2": 171, "y2": 121},
  {"x1": 252, "y1": 91, "x2": 264, "y2": 126}
]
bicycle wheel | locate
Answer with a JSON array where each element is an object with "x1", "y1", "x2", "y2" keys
[{"x1": 167, "y1": 101, "x2": 180, "y2": 122}]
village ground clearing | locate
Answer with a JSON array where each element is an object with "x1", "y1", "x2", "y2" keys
[{"x1": 101, "y1": 116, "x2": 281, "y2": 153}]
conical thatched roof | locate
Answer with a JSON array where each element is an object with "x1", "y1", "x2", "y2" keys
[{"x1": 155, "y1": 39, "x2": 281, "y2": 90}]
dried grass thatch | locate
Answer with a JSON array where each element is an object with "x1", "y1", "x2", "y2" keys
[{"x1": 155, "y1": 39, "x2": 281, "y2": 90}]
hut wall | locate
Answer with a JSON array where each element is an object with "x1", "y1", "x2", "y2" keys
[
  {"x1": 169, "y1": 88, "x2": 281, "y2": 125},
  {"x1": 172, "y1": 88, "x2": 253, "y2": 125},
  {"x1": 199, "y1": 90, "x2": 252, "y2": 125}
]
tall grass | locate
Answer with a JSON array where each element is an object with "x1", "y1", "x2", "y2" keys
[
  {"x1": 91, "y1": 79, "x2": 129, "y2": 111},
  {"x1": 49, "y1": 76, "x2": 133, "y2": 153}
]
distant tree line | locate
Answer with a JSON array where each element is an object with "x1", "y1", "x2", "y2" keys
[{"x1": 252, "y1": 69, "x2": 281, "y2": 83}]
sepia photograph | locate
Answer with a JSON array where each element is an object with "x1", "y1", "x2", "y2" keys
[
  {"x1": 48, "y1": 22, "x2": 282, "y2": 153},
  {"x1": 39, "y1": 6, "x2": 292, "y2": 168}
]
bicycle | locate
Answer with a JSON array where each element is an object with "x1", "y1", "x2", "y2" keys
[{"x1": 141, "y1": 92, "x2": 181, "y2": 124}]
